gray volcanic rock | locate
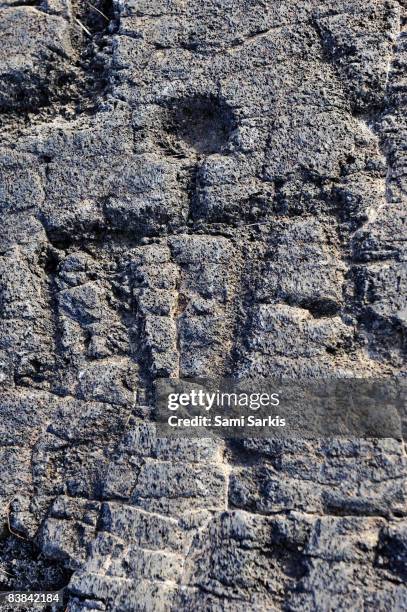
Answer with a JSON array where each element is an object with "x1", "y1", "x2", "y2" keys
[
  {"x1": 0, "y1": 0, "x2": 406, "y2": 610},
  {"x1": 0, "y1": 3, "x2": 73, "y2": 110}
]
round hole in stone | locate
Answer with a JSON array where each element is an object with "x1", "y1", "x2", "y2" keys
[{"x1": 163, "y1": 95, "x2": 236, "y2": 155}]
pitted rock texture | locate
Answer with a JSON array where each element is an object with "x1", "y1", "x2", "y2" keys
[{"x1": 0, "y1": 0, "x2": 406, "y2": 610}]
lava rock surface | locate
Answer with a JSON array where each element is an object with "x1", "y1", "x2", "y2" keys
[{"x1": 0, "y1": 0, "x2": 406, "y2": 610}]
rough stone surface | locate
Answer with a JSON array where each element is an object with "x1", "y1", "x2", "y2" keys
[{"x1": 0, "y1": 0, "x2": 406, "y2": 610}]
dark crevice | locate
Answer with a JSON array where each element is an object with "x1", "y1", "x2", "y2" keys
[
  {"x1": 0, "y1": 534, "x2": 72, "y2": 597},
  {"x1": 0, "y1": 0, "x2": 119, "y2": 134},
  {"x1": 225, "y1": 440, "x2": 272, "y2": 467},
  {"x1": 161, "y1": 94, "x2": 237, "y2": 155},
  {"x1": 284, "y1": 296, "x2": 341, "y2": 318}
]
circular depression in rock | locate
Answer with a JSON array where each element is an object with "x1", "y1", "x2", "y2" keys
[{"x1": 162, "y1": 95, "x2": 236, "y2": 155}]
